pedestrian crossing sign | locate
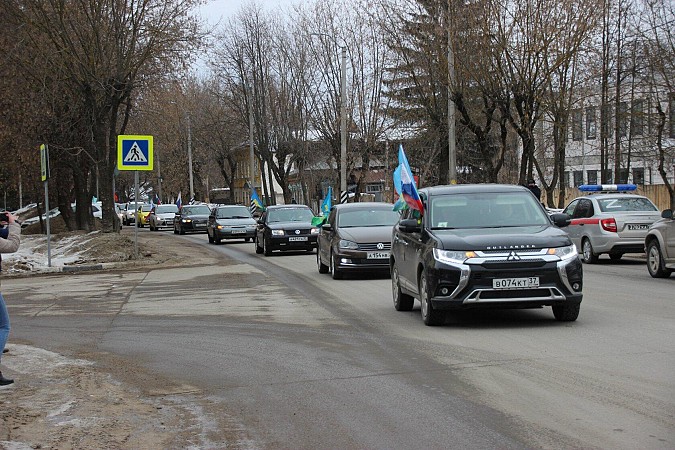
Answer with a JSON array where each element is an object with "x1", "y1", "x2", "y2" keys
[{"x1": 117, "y1": 135, "x2": 153, "y2": 171}]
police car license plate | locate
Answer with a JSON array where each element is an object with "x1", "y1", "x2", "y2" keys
[
  {"x1": 288, "y1": 236, "x2": 307, "y2": 242},
  {"x1": 627, "y1": 224, "x2": 649, "y2": 231},
  {"x1": 367, "y1": 251, "x2": 389, "y2": 259},
  {"x1": 493, "y1": 277, "x2": 539, "y2": 289}
]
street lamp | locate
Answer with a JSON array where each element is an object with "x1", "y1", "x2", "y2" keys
[{"x1": 311, "y1": 33, "x2": 347, "y2": 198}]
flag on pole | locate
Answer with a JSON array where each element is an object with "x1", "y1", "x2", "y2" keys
[
  {"x1": 175, "y1": 191, "x2": 182, "y2": 209},
  {"x1": 250, "y1": 188, "x2": 264, "y2": 214},
  {"x1": 320, "y1": 186, "x2": 332, "y2": 216},
  {"x1": 393, "y1": 145, "x2": 424, "y2": 215}
]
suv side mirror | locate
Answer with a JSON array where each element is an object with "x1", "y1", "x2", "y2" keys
[
  {"x1": 321, "y1": 223, "x2": 332, "y2": 231},
  {"x1": 551, "y1": 213, "x2": 571, "y2": 228},
  {"x1": 662, "y1": 209, "x2": 673, "y2": 220},
  {"x1": 399, "y1": 218, "x2": 421, "y2": 233}
]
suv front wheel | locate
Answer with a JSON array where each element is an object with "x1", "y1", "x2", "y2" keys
[
  {"x1": 419, "y1": 272, "x2": 444, "y2": 326},
  {"x1": 647, "y1": 240, "x2": 672, "y2": 278},
  {"x1": 552, "y1": 303, "x2": 580, "y2": 321}
]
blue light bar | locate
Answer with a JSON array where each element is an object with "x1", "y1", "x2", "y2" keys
[{"x1": 578, "y1": 184, "x2": 637, "y2": 192}]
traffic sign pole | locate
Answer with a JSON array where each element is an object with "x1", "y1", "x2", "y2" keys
[
  {"x1": 40, "y1": 144, "x2": 51, "y2": 267},
  {"x1": 134, "y1": 171, "x2": 139, "y2": 259}
]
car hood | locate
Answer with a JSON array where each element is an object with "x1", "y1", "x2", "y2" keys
[
  {"x1": 217, "y1": 218, "x2": 256, "y2": 226},
  {"x1": 339, "y1": 226, "x2": 394, "y2": 243},
  {"x1": 432, "y1": 225, "x2": 571, "y2": 251},
  {"x1": 156, "y1": 213, "x2": 176, "y2": 219},
  {"x1": 267, "y1": 221, "x2": 314, "y2": 230},
  {"x1": 180, "y1": 214, "x2": 210, "y2": 220}
]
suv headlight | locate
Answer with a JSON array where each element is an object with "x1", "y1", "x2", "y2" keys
[
  {"x1": 548, "y1": 244, "x2": 578, "y2": 261},
  {"x1": 339, "y1": 239, "x2": 359, "y2": 250},
  {"x1": 433, "y1": 248, "x2": 475, "y2": 265},
  {"x1": 310, "y1": 227, "x2": 319, "y2": 235},
  {"x1": 271, "y1": 229, "x2": 285, "y2": 236}
]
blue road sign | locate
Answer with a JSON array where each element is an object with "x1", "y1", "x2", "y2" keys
[{"x1": 118, "y1": 135, "x2": 153, "y2": 171}]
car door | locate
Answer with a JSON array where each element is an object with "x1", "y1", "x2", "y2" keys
[
  {"x1": 256, "y1": 210, "x2": 268, "y2": 243},
  {"x1": 665, "y1": 214, "x2": 675, "y2": 260},
  {"x1": 563, "y1": 199, "x2": 582, "y2": 247},
  {"x1": 395, "y1": 208, "x2": 422, "y2": 291},
  {"x1": 318, "y1": 209, "x2": 336, "y2": 265}
]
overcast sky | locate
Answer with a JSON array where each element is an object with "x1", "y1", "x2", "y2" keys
[{"x1": 197, "y1": 0, "x2": 300, "y2": 27}]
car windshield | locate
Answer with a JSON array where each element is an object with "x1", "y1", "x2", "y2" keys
[
  {"x1": 338, "y1": 208, "x2": 400, "y2": 228},
  {"x1": 597, "y1": 197, "x2": 657, "y2": 212},
  {"x1": 140, "y1": 204, "x2": 152, "y2": 212},
  {"x1": 429, "y1": 192, "x2": 549, "y2": 229},
  {"x1": 156, "y1": 205, "x2": 178, "y2": 214},
  {"x1": 217, "y1": 206, "x2": 251, "y2": 219},
  {"x1": 267, "y1": 208, "x2": 314, "y2": 223},
  {"x1": 181, "y1": 205, "x2": 211, "y2": 215}
]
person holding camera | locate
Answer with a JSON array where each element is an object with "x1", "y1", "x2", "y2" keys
[{"x1": 0, "y1": 211, "x2": 20, "y2": 386}]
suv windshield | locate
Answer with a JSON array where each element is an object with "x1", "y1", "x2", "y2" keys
[
  {"x1": 597, "y1": 197, "x2": 657, "y2": 212},
  {"x1": 217, "y1": 206, "x2": 251, "y2": 219},
  {"x1": 181, "y1": 205, "x2": 211, "y2": 215},
  {"x1": 429, "y1": 192, "x2": 549, "y2": 229},
  {"x1": 156, "y1": 205, "x2": 178, "y2": 214},
  {"x1": 338, "y1": 209, "x2": 400, "y2": 228},
  {"x1": 267, "y1": 208, "x2": 313, "y2": 223}
]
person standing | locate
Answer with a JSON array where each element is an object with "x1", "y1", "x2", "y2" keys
[
  {"x1": 527, "y1": 178, "x2": 541, "y2": 202},
  {"x1": 0, "y1": 211, "x2": 20, "y2": 386}
]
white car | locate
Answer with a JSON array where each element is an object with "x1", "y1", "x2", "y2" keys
[{"x1": 148, "y1": 204, "x2": 179, "y2": 231}]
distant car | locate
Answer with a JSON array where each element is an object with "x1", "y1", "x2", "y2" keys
[
  {"x1": 645, "y1": 209, "x2": 675, "y2": 278},
  {"x1": 149, "y1": 204, "x2": 179, "y2": 231},
  {"x1": 207, "y1": 205, "x2": 256, "y2": 244},
  {"x1": 254, "y1": 204, "x2": 318, "y2": 256},
  {"x1": 562, "y1": 185, "x2": 661, "y2": 263},
  {"x1": 123, "y1": 202, "x2": 142, "y2": 226},
  {"x1": 316, "y1": 202, "x2": 399, "y2": 279},
  {"x1": 174, "y1": 204, "x2": 211, "y2": 234},
  {"x1": 135, "y1": 204, "x2": 153, "y2": 228}
]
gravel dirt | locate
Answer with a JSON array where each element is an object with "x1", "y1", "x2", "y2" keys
[{"x1": 0, "y1": 227, "x2": 231, "y2": 449}]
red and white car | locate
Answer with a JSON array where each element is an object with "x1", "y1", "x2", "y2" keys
[{"x1": 562, "y1": 185, "x2": 661, "y2": 263}]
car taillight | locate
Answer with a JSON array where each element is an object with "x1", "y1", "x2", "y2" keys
[{"x1": 600, "y1": 218, "x2": 617, "y2": 232}]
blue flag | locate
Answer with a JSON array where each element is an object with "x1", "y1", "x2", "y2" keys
[
  {"x1": 321, "y1": 186, "x2": 332, "y2": 216},
  {"x1": 250, "y1": 188, "x2": 264, "y2": 214}
]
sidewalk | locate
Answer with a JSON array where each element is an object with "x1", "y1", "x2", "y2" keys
[{"x1": 1, "y1": 229, "x2": 231, "y2": 448}]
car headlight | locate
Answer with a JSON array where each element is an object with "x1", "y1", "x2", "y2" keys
[
  {"x1": 182, "y1": 219, "x2": 192, "y2": 223},
  {"x1": 310, "y1": 227, "x2": 319, "y2": 235},
  {"x1": 433, "y1": 248, "x2": 475, "y2": 265},
  {"x1": 548, "y1": 244, "x2": 578, "y2": 261},
  {"x1": 246, "y1": 224, "x2": 256, "y2": 229},
  {"x1": 217, "y1": 225, "x2": 224, "y2": 230},
  {"x1": 339, "y1": 239, "x2": 359, "y2": 250},
  {"x1": 271, "y1": 229, "x2": 285, "y2": 236}
]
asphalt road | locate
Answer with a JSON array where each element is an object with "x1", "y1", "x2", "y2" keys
[{"x1": 8, "y1": 230, "x2": 675, "y2": 449}]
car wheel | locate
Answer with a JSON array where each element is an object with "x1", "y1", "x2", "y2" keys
[
  {"x1": 179, "y1": 226, "x2": 185, "y2": 235},
  {"x1": 244, "y1": 237, "x2": 251, "y2": 243},
  {"x1": 173, "y1": 226, "x2": 178, "y2": 235},
  {"x1": 263, "y1": 237, "x2": 272, "y2": 256},
  {"x1": 419, "y1": 272, "x2": 444, "y2": 326},
  {"x1": 330, "y1": 250, "x2": 343, "y2": 279},
  {"x1": 215, "y1": 234, "x2": 222, "y2": 245},
  {"x1": 552, "y1": 303, "x2": 580, "y2": 321},
  {"x1": 392, "y1": 264, "x2": 414, "y2": 311},
  {"x1": 255, "y1": 236, "x2": 264, "y2": 254},
  {"x1": 647, "y1": 240, "x2": 672, "y2": 278},
  {"x1": 317, "y1": 249, "x2": 329, "y2": 274},
  {"x1": 208, "y1": 231, "x2": 214, "y2": 244},
  {"x1": 581, "y1": 238, "x2": 598, "y2": 264},
  {"x1": 609, "y1": 253, "x2": 623, "y2": 260}
]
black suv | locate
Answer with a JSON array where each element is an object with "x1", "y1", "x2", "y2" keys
[{"x1": 390, "y1": 184, "x2": 583, "y2": 326}]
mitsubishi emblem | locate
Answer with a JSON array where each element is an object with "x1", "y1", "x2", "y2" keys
[{"x1": 507, "y1": 251, "x2": 521, "y2": 261}]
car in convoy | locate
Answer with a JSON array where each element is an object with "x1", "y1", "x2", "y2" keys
[
  {"x1": 562, "y1": 184, "x2": 661, "y2": 263},
  {"x1": 148, "y1": 204, "x2": 179, "y2": 231},
  {"x1": 207, "y1": 205, "x2": 256, "y2": 244},
  {"x1": 390, "y1": 184, "x2": 582, "y2": 326},
  {"x1": 173, "y1": 204, "x2": 211, "y2": 234},
  {"x1": 645, "y1": 208, "x2": 675, "y2": 278},
  {"x1": 254, "y1": 204, "x2": 318, "y2": 256},
  {"x1": 316, "y1": 202, "x2": 399, "y2": 279},
  {"x1": 135, "y1": 203, "x2": 153, "y2": 228},
  {"x1": 122, "y1": 202, "x2": 142, "y2": 226}
]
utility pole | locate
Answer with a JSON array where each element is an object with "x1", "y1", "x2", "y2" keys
[
  {"x1": 187, "y1": 114, "x2": 194, "y2": 200},
  {"x1": 340, "y1": 45, "x2": 347, "y2": 196},
  {"x1": 248, "y1": 77, "x2": 256, "y2": 198},
  {"x1": 447, "y1": 1, "x2": 457, "y2": 184}
]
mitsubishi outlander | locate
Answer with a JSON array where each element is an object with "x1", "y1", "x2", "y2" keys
[{"x1": 390, "y1": 184, "x2": 583, "y2": 326}]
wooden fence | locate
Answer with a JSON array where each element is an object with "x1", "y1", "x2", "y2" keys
[{"x1": 551, "y1": 184, "x2": 673, "y2": 211}]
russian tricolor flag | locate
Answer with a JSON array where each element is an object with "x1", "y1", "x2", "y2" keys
[
  {"x1": 393, "y1": 145, "x2": 424, "y2": 214},
  {"x1": 175, "y1": 191, "x2": 182, "y2": 209}
]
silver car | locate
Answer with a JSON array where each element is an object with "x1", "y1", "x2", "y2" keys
[
  {"x1": 563, "y1": 191, "x2": 661, "y2": 263},
  {"x1": 645, "y1": 209, "x2": 675, "y2": 278},
  {"x1": 149, "y1": 204, "x2": 179, "y2": 231}
]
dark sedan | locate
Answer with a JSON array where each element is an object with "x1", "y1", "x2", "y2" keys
[
  {"x1": 254, "y1": 205, "x2": 318, "y2": 256},
  {"x1": 317, "y1": 202, "x2": 399, "y2": 279},
  {"x1": 173, "y1": 204, "x2": 211, "y2": 235},
  {"x1": 208, "y1": 205, "x2": 256, "y2": 244}
]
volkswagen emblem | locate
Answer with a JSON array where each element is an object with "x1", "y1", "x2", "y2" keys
[
  {"x1": 377, "y1": 242, "x2": 384, "y2": 250},
  {"x1": 295, "y1": 229, "x2": 300, "y2": 235},
  {"x1": 507, "y1": 251, "x2": 521, "y2": 261}
]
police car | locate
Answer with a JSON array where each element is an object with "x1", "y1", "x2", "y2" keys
[{"x1": 562, "y1": 184, "x2": 661, "y2": 263}]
